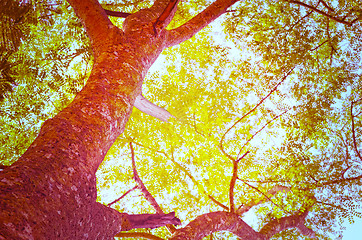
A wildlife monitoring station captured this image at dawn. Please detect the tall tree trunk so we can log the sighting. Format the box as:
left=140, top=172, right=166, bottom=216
left=0, top=0, right=176, bottom=239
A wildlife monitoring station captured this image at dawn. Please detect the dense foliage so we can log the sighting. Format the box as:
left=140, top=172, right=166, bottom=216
left=1, top=0, right=362, bottom=239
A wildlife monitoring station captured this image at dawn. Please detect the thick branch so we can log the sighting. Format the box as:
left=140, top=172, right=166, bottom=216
left=129, top=142, right=180, bottom=232
left=115, top=232, right=165, bottom=240
left=166, top=0, right=239, bottom=47
left=115, top=232, right=164, bottom=240
left=154, top=0, right=181, bottom=33
left=66, top=0, right=119, bottom=56
left=130, top=142, right=163, bottom=213
left=170, top=211, right=266, bottom=240
left=104, top=9, right=131, bottom=18
left=126, top=212, right=181, bottom=230
left=170, top=210, right=315, bottom=239
left=134, top=94, right=175, bottom=122
left=259, top=211, right=316, bottom=239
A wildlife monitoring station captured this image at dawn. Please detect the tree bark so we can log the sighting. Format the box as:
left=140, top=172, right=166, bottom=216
left=0, top=0, right=178, bottom=239
left=170, top=211, right=315, bottom=240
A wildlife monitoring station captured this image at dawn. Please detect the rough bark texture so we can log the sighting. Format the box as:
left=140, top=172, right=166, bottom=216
left=170, top=211, right=266, bottom=240
left=0, top=0, right=177, bottom=239
left=170, top=211, right=315, bottom=240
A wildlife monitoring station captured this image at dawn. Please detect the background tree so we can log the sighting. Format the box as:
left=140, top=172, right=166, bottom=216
left=1, top=0, right=362, bottom=239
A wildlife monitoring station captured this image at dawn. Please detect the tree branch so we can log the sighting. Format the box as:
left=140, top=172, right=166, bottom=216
left=170, top=209, right=315, bottom=239
left=240, top=180, right=290, bottom=214
left=236, top=109, right=290, bottom=159
left=309, top=40, right=328, bottom=51
left=127, top=212, right=181, bottom=230
left=208, top=195, right=229, bottom=211
left=129, top=142, right=180, bottom=232
left=134, top=94, right=175, bottom=122
left=237, top=185, right=290, bottom=215
left=165, top=0, right=239, bottom=47
left=66, top=0, right=119, bottom=56
left=107, top=186, right=137, bottom=207
left=219, top=68, right=294, bottom=162
left=170, top=211, right=266, bottom=240
left=115, top=231, right=165, bottom=240
left=320, top=0, right=334, bottom=12
left=288, top=0, right=359, bottom=26
left=351, top=100, right=362, bottom=162
left=130, top=142, right=164, bottom=213
left=104, top=9, right=131, bottom=18
left=229, top=151, right=249, bottom=213
left=259, top=211, right=316, bottom=239
left=154, top=0, right=181, bottom=34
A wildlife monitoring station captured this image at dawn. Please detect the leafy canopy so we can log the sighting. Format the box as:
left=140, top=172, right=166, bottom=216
left=1, top=0, right=362, bottom=239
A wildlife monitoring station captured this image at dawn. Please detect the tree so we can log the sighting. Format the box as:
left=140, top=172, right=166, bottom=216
left=1, top=0, right=361, bottom=239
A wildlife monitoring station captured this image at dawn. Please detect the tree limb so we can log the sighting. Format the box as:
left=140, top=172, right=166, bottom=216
left=66, top=0, right=119, bottom=56
left=129, top=142, right=180, bottom=232
left=104, top=9, right=131, bottom=18
left=130, top=142, right=164, bottom=213
left=229, top=151, right=249, bottom=213
left=259, top=210, right=316, bottom=239
left=107, top=186, right=138, bottom=207
left=170, top=210, right=315, bottom=239
left=237, top=185, right=290, bottom=215
left=154, top=0, right=181, bottom=34
left=288, top=0, right=359, bottom=26
left=219, top=68, right=294, bottom=162
left=351, top=100, right=362, bottom=162
left=127, top=212, right=181, bottom=230
left=134, top=94, right=175, bottom=122
left=170, top=211, right=266, bottom=240
left=115, top=231, right=165, bottom=240
left=165, top=0, right=239, bottom=47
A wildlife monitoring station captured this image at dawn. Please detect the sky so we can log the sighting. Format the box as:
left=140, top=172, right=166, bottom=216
left=343, top=217, right=362, bottom=239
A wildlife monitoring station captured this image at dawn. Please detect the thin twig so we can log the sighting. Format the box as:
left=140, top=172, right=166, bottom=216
left=351, top=101, right=362, bottom=162
left=309, top=40, right=328, bottom=51
left=288, top=0, right=359, bottom=26
left=107, top=186, right=137, bottom=207
left=320, top=0, right=334, bottom=12
left=219, top=68, right=295, bottom=161
left=237, top=185, right=290, bottom=215
left=208, top=195, right=229, bottom=211
left=237, top=109, right=290, bottom=158
left=239, top=180, right=291, bottom=214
